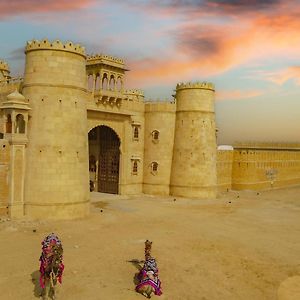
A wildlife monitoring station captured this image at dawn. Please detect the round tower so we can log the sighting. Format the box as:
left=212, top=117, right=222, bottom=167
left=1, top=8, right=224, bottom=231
left=170, top=82, right=217, bottom=199
left=22, top=39, right=89, bottom=219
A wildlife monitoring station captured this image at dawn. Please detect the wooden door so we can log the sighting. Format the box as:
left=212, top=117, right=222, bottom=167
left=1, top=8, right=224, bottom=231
left=98, top=126, right=120, bottom=194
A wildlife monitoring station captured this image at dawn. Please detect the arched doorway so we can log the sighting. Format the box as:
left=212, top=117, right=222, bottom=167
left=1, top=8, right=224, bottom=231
left=88, top=125, right=120, bottom=194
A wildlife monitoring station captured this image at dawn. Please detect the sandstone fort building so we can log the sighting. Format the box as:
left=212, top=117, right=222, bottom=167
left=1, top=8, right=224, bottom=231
left=0, top=39, right=299, bottom=219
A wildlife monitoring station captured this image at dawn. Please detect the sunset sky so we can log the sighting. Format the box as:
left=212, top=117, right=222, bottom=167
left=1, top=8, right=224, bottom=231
left=0, top=0, right=299, bottom=144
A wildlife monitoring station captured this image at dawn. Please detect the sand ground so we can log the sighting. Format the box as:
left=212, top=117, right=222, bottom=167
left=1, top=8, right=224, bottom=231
left=0, top=186, right=300, bottom=300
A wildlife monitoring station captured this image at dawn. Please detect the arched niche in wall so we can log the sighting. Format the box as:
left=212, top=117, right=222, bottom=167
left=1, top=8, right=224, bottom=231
left=116, top=76, right=122, bottom=92
left=102, top=73, right=108, bottom=90
left=87, top=74, right=94, bottom=92
left=151, top=161, right=158, bottom=174
left=6, top=114, right=12, bottom=133
left=109, top=75, right=115, bottom=90
left=151, top=130, right=160, bottom=143
left=15, top=114, right=25, bottom=133
left=95, top=73, right=101, bottom=91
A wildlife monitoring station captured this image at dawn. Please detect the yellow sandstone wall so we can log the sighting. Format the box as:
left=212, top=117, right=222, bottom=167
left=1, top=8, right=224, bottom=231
left=170, top=82, right=217, bottom=199
left=22, top=40, right=89, bottom=219
left=0, top=139, right=9, bottom=216
left=217, top=150, right=233, bottom=191
left=143, top=101, right=176, bottom=195
left=123, top=91, right=145, bottom=194
left=232, top=144, right=300, bottom=190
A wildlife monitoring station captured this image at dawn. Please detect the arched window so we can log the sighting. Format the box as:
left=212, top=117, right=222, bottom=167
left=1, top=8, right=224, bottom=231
left=6, top=114, right=12, bottom=133
left=132, top=161, right=138, bottom=175
left=109, top=75, right=115, bottom=90
left=16, top=114, right=25, bottom=133
left=152, top=130, right=159, bottom=142
left=133, top=126, right=139, bottom=140
left=102, top=74, right=108, bottom=90
left=87, top=74, right=94, bottom=92
left=95, top=74, right=101, bottom=91
left=151, top=162, right=158, bottom=173
left=116, top=76, right=122, bottom=92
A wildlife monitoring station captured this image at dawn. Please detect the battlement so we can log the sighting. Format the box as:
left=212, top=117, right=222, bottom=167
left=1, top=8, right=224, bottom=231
left=145, top=99, right=175, bottom=104
left=0, top=60, right=9, bottom=72
left=25, top=39, right=86, bottom=57
left=234, top=142, right=300, bottom=151
left=124, top=89, right=144, bottom=97
left=86, top=53, right=127, bottom=70
left=87, top=54, right=124, bottom=65
left=176, top=81, right=215, bottom=91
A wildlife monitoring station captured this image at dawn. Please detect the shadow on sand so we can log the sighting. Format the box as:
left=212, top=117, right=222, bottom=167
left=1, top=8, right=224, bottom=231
left=128, top=258, right=144, bottom=285
left=31, top=270, right=42, bottom=298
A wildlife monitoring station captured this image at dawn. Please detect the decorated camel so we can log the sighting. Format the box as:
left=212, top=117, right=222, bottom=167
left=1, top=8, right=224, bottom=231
left=39, top=233, right=64, bottom=300
left=136, top=240, right=162, bottom=298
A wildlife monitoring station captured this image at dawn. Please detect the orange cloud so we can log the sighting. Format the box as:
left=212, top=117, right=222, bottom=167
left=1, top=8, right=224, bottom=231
left=0, top=0, right=94, bottom=19
left=258, top=67, right=300, bottom=85
left=216, top=89, right=264, bottom=101
left=126, top=2, right=300, bottom=88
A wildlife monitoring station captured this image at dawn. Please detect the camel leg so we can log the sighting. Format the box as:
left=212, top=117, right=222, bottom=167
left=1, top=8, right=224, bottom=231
left=42, top=280, right=50, bottom=300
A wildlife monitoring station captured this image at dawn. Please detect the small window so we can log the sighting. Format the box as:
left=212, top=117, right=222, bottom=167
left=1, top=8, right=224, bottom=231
left=151, top=130, right=159, bottom=143
left=151, top=162, right=158, bottom=173
left=132, top=161, right=138, bottom=175
left=133, top=126, right=139, bottom=140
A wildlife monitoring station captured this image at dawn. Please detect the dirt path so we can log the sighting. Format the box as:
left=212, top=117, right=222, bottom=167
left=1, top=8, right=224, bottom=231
left=0, top=187, right=300, bottom=299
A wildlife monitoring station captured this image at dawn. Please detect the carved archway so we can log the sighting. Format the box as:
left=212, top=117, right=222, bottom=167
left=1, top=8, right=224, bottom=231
left=88, top=125, right=120, bottom=194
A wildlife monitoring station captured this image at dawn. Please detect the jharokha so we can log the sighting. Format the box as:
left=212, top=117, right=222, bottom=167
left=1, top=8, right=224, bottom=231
left=0, top=39, right=300, bottom=219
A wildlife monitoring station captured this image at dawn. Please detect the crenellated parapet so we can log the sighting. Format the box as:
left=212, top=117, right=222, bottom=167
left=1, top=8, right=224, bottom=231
left=87, top=54, right=125, bottom=66
left=145, top=98, right=175, bottom=104
left=234, top=142, right=300, bottom=151
left=123, top=89, right=144, bottom=110
left=25, top=39, right=86, bottom=57
left=0, top=60, right=9, bottom=72
left=86, top=54, right=128, bottom=72
left=176, top=81, right=215, bottom=91
left=124, top=89, right=144, bottom=97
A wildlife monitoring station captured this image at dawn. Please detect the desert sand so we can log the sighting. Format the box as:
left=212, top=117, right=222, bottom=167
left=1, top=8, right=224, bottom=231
left=0, top=186, right=300, bottom=300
